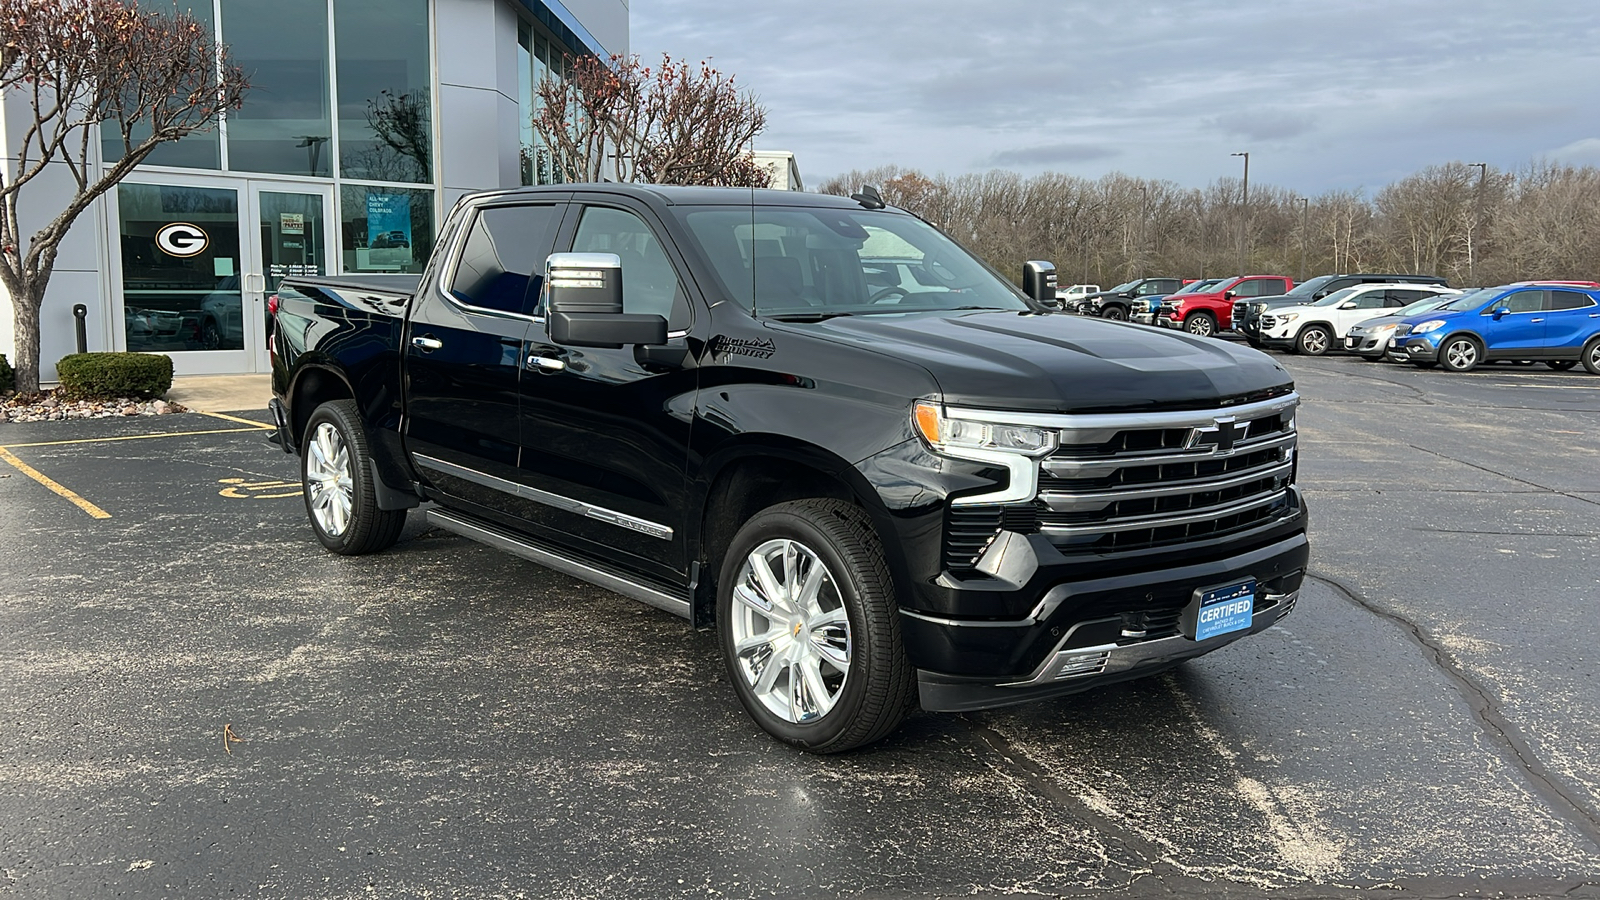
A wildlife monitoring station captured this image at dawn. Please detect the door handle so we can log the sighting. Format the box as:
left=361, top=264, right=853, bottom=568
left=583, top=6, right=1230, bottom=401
left=412, top=335, right=443, bottom=352
left=527, top=353, right=566, bottom=372
left=1531, top=318, right=1544, bottom=323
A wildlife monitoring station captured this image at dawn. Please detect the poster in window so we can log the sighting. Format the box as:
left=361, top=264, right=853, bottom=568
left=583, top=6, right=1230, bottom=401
left=366, top=193, right=413, bottom=268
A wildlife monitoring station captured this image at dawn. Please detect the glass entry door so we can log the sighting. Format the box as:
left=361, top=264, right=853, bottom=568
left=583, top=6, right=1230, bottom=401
left=248, top=185, right=333, bottom=370
left=112, top=177, right=333, bottom=375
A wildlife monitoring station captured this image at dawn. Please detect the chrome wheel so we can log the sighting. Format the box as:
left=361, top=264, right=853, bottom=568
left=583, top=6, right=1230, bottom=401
left=729, top=538, right=851, bottom=724
left=1298, top=327, right=1330, bottom=355
left=1443, top=338, right=1479, bottom=371
left=1185, top=315, right=1215, bottom=337
left=305, top=422, right=354, bottom=536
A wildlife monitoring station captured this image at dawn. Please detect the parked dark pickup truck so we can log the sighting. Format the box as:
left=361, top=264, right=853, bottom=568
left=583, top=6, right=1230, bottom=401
left=267, top=184, right=1308, bottom=752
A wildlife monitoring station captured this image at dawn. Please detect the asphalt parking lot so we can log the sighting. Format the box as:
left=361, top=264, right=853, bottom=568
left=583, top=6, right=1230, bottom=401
left=2, top=356, right=1598, bottom=899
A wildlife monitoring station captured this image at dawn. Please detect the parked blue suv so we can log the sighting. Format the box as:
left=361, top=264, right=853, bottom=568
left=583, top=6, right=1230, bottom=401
left=1387, top=282, right=1600, bottom=373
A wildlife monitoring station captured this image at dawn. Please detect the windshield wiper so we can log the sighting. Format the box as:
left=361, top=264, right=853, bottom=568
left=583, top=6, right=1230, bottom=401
left=764, top=311, right=855, bottom=322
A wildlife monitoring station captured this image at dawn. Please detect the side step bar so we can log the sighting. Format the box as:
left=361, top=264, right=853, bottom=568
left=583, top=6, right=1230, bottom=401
left=425, top=507, right=692, bottom=620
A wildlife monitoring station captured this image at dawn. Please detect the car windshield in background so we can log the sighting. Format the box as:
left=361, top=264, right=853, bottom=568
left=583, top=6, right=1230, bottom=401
left=675, top=207, right=1030, bottom=318
left=1394, top=296, right=1452, bottom=317
left=1286, top=275, right=1334, bottom=297
left=1433, top=288, right=1497, bottom=311
left=1312, top=287, right=1361, bottom=307
left=1177, top=279, right=1221, bottom=294
left=1107, top=280, right=1137, bottom=292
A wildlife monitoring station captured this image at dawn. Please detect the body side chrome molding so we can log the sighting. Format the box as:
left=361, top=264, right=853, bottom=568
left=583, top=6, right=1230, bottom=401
left=426, top=508, right=691, bottom=619
left=413, top=453, right=674, bottom=541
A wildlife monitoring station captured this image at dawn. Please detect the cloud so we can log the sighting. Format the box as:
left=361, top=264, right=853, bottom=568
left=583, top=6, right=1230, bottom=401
left=1548, top=138, right=1600, bottom=165
left=982, top=144, right=1120, bottom=167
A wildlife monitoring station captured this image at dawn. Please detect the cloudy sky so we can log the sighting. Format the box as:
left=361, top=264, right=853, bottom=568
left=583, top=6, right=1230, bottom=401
left=631, top=0, right=1600, bottom=194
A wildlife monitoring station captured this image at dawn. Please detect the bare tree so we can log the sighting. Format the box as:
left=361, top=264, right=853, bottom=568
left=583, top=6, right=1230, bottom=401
left=532, top=54, right=770, bottom=188
left=0, top=0, right=247, bottom=392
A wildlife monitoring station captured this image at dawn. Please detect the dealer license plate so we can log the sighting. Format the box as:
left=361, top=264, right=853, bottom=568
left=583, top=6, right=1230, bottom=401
left=1193, top=579, right=1255, bottom=641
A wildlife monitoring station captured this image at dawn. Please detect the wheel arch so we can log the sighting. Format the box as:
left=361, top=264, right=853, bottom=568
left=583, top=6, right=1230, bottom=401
left=286, top=364, right=356, bottom=451
left=691, top=437, right=905, bottom=630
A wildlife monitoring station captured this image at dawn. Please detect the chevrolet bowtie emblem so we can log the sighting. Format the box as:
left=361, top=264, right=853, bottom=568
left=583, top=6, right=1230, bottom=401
left=1190, top=416, right=1246, bottom=455
left=793, top=622, right=803, bottom=637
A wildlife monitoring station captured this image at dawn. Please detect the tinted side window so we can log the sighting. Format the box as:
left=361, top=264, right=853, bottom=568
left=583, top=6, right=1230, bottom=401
left=571, top=207, right=690, bottom=327
left=1260, top=278, right=1288, bottom=295
left=1353, top=290, right=1387, bottom=309
left=448, top=205, right=561, bottom=315
left=1317, top=278, right=1355, bottom=298
left=1549, top=290, right=1597, bottom=311
left=1491, top=290, right=1544, bottom=314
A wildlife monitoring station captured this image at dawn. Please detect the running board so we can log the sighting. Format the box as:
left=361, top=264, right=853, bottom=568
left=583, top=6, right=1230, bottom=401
left=425, top=507, right=692, bottom=619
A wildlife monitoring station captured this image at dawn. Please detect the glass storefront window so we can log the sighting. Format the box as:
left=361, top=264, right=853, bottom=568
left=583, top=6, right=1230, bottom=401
left=221, top=0, right=332, bottom=176
left=118, top=184, right=243, bottom=351
left=103, top=1, right=220, bottom=170
left=340, top=185, right=433, bottom=275
left=333, top=0, right=432, bottom=183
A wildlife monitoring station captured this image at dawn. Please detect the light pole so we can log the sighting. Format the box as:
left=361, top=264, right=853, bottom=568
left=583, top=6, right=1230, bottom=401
left=1468, top=162, right=1488, bottom=284
left=1139, top=184, right=1149, bottom=266
left=1297, top=196, right=1309, bottom=283
left=1231, top=151, right=1249, bottom=276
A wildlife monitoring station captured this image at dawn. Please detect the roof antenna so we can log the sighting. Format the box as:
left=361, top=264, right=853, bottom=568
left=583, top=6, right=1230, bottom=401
left=850, top=185, right=885, bottom=210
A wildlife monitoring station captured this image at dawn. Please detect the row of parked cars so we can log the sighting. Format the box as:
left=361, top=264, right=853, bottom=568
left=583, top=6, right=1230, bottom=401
left=1061, top=274, right=1600, bottom=373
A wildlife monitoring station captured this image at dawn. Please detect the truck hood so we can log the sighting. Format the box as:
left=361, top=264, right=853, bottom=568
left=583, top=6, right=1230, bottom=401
left=779, top=310, right=1294, bottom=413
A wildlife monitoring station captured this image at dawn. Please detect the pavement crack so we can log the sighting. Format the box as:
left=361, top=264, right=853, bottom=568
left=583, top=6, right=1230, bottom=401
left=1405, top=443, right=1600, bottom=508
left=959, top=717, right=1188, bottom=887
left=1308, top=569, right=1600, bottom=851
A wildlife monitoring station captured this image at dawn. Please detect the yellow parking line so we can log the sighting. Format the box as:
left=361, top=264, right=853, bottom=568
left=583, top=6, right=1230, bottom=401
left=0, top=446, right=112, bottom=519
left=195, top=410, right=274, bottom=429
left=0, top=427, right=265, bottom=449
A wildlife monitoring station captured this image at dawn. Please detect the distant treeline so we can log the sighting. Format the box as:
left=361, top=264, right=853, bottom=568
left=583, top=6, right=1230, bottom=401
left=817, top=161, right=1600, bottom=288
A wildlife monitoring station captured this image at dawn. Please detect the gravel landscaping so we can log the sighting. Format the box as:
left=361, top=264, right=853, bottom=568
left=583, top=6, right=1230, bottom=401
left=0, top=391, right=187, bottom=423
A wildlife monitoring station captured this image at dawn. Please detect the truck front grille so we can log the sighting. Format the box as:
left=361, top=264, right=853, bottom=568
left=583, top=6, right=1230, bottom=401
left=1233, top=301, right=1248, bottom=323
left=1034, top=396, right=1299, bottom=556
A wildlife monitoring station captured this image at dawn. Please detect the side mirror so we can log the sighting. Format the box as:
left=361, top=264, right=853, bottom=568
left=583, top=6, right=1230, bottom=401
left=1491, top=307, right=1510, bottom=320
left=1022, top=260, right=1058, bottom=307
left=544, top=252, right=667, bottom=348
left=1224, top=290, right=1237, bottom=300
left=1339, top=300, right=1359, bottom=309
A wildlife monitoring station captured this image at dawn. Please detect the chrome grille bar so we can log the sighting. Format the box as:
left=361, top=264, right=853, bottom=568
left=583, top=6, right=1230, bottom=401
left=1039, top=460, right=1293, bottom=512
left=1041, top=432, right=1294, bottom=479
left=1039, top=490, right=1289, bottom=537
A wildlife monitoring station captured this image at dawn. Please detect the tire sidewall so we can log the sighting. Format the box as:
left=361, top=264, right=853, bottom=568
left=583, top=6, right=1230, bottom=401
left=1185, top=312, right=1215, bottom=336
left=1296, top=325, right=1330, bottom=356
left=717, top=507, right=878, bottom=750
left=1102, top=305, right=1127, bottom=321
left=1583, top=338, right=1600, bottom=375
left=1439, top=335, right=1481, bottom=372
left=301, top=403, right=368, bottom=553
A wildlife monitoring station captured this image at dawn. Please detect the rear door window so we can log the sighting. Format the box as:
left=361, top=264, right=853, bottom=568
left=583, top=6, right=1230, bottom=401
left=448, top=204, right=564, bottom=315
left=1549, top=290, right=1596, bottom=310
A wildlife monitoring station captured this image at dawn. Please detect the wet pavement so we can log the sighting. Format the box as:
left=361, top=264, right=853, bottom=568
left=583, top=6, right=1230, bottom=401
left=1, top=359, right=1598, bottom=899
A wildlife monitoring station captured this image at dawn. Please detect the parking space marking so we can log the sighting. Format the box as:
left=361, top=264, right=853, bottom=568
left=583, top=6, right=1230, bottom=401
left=0, top=446, right=112, bottom=519
left=0, top=426, right=268, bottom=450
left=218, top=477, right=302, bottom=499
left=195, top=411, right=275, bottom=429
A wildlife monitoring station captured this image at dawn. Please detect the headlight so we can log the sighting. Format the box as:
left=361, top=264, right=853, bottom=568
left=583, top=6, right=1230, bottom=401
left=1275, top=313, right=1299, bottom=324
left=913, top=402, right=1058, bottom=457
left=1369, top=323, right=1397, bottom=335
left=1090, top=298, right=1104, bottom=306
left=1412, top=320, right=1445, bottom=334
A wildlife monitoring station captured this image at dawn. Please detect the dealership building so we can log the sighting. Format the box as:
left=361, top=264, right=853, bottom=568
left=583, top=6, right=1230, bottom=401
left=0, top=0, right=628, bottom=381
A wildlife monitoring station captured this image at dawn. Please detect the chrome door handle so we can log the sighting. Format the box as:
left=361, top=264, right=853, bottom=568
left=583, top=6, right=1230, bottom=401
left=411, top=335, right=443, bottom=351
left=527, top=354, right=566, bottom=372
left=1531, top=318, right=1544, bottom=323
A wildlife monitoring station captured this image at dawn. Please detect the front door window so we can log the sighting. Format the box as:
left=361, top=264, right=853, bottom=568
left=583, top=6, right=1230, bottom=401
left=118, top=183, right=243, bottom=352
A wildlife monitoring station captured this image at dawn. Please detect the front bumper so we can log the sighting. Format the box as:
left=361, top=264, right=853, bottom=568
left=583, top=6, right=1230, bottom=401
left=1345, top=331, right=1394, bottom=355
left=907, top=526, right=1309, bottom=712
left=1387, top=334, right=1441, bottom=362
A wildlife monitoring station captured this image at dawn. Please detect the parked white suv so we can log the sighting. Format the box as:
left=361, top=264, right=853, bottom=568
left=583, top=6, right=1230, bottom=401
left=1257, top=284, right=1459, bottom=355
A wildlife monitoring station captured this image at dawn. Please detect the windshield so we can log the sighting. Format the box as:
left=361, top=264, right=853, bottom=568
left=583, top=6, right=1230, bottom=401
left=1286, top=275, right=1334, bottom=297
left=1432, top=288, right=1497, bottom=312
left=1107, top=280, right=1136, bottom=293
left=674, top=206, right=1030, bottom=317
left=1311, top=287, right=1361, bottom=307
left=1175, top=279, right=1220, bottom=295
left=1393, top=295, right=1452, bottom=317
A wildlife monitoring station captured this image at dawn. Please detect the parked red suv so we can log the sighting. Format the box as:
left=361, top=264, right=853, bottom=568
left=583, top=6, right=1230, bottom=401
left=1156, top=275, right=1294, bottom=336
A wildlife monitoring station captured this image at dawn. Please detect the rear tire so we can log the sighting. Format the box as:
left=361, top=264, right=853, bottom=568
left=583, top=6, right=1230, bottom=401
left=301, top=400, right=407, bottom=555
left=1439, top=335, right=1482, bottom=372
left=717, top=499, right=914, bottom=753
left=1295, top=324, right=1333, bottom=356
left=1583, top=337, right=1600, bottom=375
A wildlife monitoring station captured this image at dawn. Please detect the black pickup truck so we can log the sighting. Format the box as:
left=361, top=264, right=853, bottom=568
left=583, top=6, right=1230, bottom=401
left=267, top=184, right=1308, bottom=752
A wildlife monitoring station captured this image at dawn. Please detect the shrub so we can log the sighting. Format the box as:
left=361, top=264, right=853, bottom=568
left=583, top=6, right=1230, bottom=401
left=55, top=352, right=173, bottom=400
left=0, top=352, right=13, bottom=393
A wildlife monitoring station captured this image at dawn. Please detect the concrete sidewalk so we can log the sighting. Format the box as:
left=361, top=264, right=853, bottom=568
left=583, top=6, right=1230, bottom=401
left=164, top=374, right=271, bottom=414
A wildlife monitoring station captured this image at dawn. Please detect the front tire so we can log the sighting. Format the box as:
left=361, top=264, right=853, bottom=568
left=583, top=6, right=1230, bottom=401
left=301, top=400, right=406, bottom=555
left=1184, top=312, right=1217, bottom=337
left=1295, top=324, right=1333, bottom=356
left=717, top=499, right=914, bottom=753
left=1439, top=335, right=1482, bottom=372
left=1101, top=305, right=1128, bottom=321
